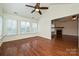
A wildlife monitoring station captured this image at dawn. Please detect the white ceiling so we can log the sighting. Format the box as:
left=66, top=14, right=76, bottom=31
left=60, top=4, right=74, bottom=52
left=0, top=3, right=51, bottom=19
left=0, top=3, right=73, bottom=20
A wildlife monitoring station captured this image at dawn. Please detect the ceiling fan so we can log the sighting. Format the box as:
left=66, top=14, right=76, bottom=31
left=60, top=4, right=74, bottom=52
left=25, top=3, right=48, bottom=15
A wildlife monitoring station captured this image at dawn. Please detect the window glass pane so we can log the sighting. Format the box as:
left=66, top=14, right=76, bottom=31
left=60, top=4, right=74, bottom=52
left=7, top=19, right=17, bottom=35
left=20, top=21, right=30, bottom=34
left=51, top=24, right=55, bottom=32
left=0, top=16, right=2, bottom=36
left=26, top=22, right=30, bottom=32
left=20, top=21, right=26, bottom=34
left=32, top=23, right=38, bottom=33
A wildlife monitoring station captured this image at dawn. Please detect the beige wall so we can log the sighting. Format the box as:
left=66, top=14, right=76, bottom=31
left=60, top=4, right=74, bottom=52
left=55, top=21, right=63, bottom=27
left=55, top=20, right=77, bottom=36
left=63, top=20, right=77, bottom=36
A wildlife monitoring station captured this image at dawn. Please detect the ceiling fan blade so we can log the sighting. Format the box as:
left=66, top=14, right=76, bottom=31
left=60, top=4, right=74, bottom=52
left=40, top=7, right=48, bottom=9
left=31, top=10, right=35, bottom=13
left=25, top=5, right=35, bottom=8
left=38, top=10, right=42, bottom=15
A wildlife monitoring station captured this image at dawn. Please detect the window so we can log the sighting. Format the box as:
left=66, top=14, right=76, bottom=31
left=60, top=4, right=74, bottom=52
left=0, top=16, right=2, bottom=37
left=20, top=21, right=30, bottom=34
left=20, top=21, right=26, bottom=34
left=0, top=16, right=38, bottom=37
left=32, top=23, right=38, bottom=33
left=7, top=19, right=17, bottom=35
left=51, top=24, right=55, bottom=32
left=26, top=22, right=30, bottom=32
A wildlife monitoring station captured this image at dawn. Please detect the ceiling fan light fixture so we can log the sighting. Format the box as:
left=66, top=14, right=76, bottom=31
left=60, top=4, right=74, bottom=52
left=25, top=3, right=48, bottom=15
left=35, top=9, right=39, bottom=11
left=72, top=15, right=78, bottom=21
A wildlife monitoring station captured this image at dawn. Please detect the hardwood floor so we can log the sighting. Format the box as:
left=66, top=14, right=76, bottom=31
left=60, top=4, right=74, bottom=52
left=0, top=36, right=78, bottom=56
